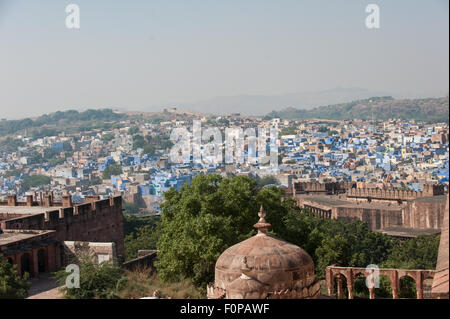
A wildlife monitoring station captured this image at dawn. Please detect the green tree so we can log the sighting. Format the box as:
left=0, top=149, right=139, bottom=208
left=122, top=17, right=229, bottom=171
left=328, top=130, right=339, bottom=136
left=22, top=175, right=51, bottom=190
left=256, top=175, right=278, bottom=188
left=318, top=126, right=328, bottom=133
left=123, top=202, right=141, bottom=215
left=125, top=225, right=161, bottom=261
left=280, top=127, right=297, bottom=136
left=88, top=177, right=103, bottom=186
left=128, top=126, right=140, bottom=135
left=0, top=255, right=31, bottom=299
left=156, top=174, right=291, bottom=288
left=55, top=253, right=125, bottom=299
left=315, top=235, right=349, bottom=277
left=132, top=135, right=146, bottom=150
left=280, top=208, right=393, bottom=278
left=49, top=157, right=65, bottom=167
left=380, top=235, right=440, bottom=270
left=27, top=151, right=44, bottom=165
left=142, top=144, right=156, bottom=157
left=101, top=132, right=115, bottom=142
left=123, top=214, right=161, bottom=237
left=0, top=137, right=25, bottom=152
left=102, top=164, right=122, bottom=180
left=2, top=169, right=21, bottom=178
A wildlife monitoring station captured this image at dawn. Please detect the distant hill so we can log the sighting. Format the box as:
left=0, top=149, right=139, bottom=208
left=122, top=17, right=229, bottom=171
left=0, top=109, right=126, bottom=137
left=265, top=96, right=449, bottom=123
left=181, top=87, right=392, bottom=116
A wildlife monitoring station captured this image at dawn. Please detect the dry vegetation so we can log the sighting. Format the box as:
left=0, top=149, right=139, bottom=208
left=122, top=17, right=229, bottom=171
left=116, top=266, right=205, bottom=299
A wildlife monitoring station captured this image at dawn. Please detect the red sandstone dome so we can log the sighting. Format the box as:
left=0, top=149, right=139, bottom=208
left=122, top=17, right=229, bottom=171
left=207, top=206, right=320, bottom=299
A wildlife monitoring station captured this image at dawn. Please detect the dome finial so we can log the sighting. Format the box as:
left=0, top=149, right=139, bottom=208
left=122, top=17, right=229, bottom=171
left=254, top=205, right=271, bottom=235
left=258, top=205, right=266, bottom=219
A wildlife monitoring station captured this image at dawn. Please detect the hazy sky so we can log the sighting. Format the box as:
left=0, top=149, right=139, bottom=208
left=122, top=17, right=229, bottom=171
left=0, top=0, right=448, bottom=119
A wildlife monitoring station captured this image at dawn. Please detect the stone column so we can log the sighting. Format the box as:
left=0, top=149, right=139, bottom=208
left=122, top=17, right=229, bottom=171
left=16, top=253, right=22, bottom=277
left=347, top=269, right=354, bottom=299
left=392, top=271, right=399, bottom=299
left=337, top=275, right=344, bottom=299
left=47, top=245, right=56, bottom=272
left=32, top=249, right=39, bottom=277
left=416, top=273, right=423, bottom=299
left=369, top=287, right=375, bottom=299
left=44, top=194, right=52, bottom=207
left=55, top=244, right=61, bottom=270
left=62, top=195, right=73, bottom=208
left=326, top=268, right=334, bottom=296
left=8, top=194, right=17, bottom=206
left=347, top=281, right=354, bottom=299
left=26, top=195, right=33, bottom=207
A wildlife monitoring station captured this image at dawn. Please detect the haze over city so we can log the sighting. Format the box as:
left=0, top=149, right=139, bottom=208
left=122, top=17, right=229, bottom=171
left=0, top=0, right=448, bottom=119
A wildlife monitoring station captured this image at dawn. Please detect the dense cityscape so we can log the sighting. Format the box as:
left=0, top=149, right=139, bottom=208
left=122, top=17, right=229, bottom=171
left=1, top=108, right=448, bottom=214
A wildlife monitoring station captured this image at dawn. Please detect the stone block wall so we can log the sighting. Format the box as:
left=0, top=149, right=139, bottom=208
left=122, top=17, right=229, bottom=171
left=1, top=196, right=125, bottom=262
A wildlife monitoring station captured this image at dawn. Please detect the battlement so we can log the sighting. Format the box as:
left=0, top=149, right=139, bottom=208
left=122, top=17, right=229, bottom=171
left=346, top=184, right=445, bottom=201
left=0, top=195, right=125, bottom=261
left=293, top=182, right=355, bottom=195
left=0, top=192, right=83, bottom=208
left=1, top=196, right=122, bottom=229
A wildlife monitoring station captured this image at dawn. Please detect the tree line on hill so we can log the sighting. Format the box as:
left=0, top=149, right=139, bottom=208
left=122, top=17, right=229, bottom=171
left=265, top=96, right=449, bottom=124
left=0, top=109, right=126, bottom=137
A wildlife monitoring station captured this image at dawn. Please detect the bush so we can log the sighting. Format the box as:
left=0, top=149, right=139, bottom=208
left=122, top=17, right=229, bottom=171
left=116, top=268, right=204, bottom=299
left=55, top=253, right=125, bottom=299
left=0, top=255, right=31, bottom=299
left=101, top=132, right=115, bottom=142
left=125, top=225, right=160, bottom=261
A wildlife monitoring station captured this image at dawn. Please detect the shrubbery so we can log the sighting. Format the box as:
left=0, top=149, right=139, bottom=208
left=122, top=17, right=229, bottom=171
left=55, top=253, right=125, bottom=299
left=0, top=255, right=31, bottom=299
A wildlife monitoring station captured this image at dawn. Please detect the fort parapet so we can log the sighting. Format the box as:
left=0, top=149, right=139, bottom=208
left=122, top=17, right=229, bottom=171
left=0, top=194, right=125, bottom=278
left=346, top=184, right=445, bottom=202
left=294, top=183, right=447, bottom=235
left=293, top=182, right=355, bottom=196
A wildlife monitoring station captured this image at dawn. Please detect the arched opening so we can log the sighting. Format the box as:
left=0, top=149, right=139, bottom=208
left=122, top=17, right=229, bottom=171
left=376, top=275, right=393, bottom=299
left=332, top=274, right=348, bottom=299
left=353, top=273, right=369, bottom=298
left=399, top=276, right=417, bottom=299
left=38, top=249, right=46, bottom=273
left=20, top=253, right=31, bottom=277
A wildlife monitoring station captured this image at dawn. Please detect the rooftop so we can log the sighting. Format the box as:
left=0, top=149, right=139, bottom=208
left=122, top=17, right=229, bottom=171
left=302, top=195, right=404, bottom=210
left=0, top=230, right=54, bottom=246
left=0, top=206, right=56, bottom=215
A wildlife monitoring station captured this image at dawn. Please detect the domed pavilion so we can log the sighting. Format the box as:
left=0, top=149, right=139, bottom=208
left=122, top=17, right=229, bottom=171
left=207, top=206, right=321, bottom=299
